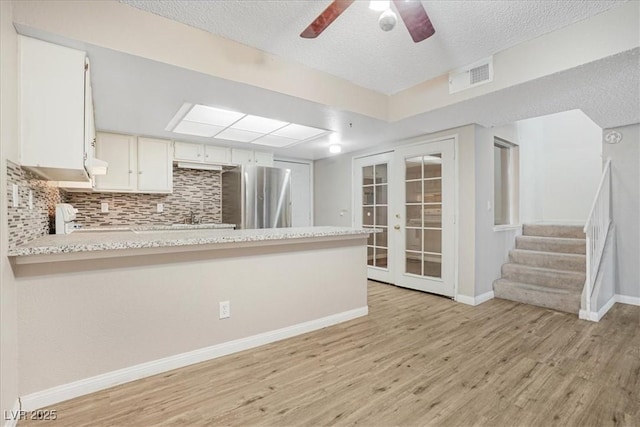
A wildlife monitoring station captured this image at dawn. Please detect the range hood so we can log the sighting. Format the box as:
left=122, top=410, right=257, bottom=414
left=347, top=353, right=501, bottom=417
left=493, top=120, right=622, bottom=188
left=176, top=162, right=222, bottom=171
left=86, top=157, right=108, bottom=176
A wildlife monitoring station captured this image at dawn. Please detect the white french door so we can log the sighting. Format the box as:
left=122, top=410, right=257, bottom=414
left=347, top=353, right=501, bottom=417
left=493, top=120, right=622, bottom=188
left=392, top=139, right=455, bottom=296
left=354, top=152, right=395, bottom=283
left=355, top=139, right=456, bottom=297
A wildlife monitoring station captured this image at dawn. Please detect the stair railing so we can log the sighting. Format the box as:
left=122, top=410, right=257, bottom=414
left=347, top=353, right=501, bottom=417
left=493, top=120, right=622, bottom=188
left=582, top=158, right=612, bottom=314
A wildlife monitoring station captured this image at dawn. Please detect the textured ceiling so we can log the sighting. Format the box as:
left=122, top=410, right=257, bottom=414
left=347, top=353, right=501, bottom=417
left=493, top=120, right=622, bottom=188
left=120, top=0, right=625, bottom=95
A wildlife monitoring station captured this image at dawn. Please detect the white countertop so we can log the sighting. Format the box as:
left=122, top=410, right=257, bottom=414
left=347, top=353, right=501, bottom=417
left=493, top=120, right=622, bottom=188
left=8, top=226, right=376, bottom=258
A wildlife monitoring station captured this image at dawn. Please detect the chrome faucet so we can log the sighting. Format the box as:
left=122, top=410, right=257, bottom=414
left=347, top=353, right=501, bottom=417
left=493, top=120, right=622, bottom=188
left=187, top=210, right=201, bottom=225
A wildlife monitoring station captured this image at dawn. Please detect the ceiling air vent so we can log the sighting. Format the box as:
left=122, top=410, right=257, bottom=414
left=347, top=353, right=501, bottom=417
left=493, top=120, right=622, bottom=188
left=449, top=56, right=493, bottom=94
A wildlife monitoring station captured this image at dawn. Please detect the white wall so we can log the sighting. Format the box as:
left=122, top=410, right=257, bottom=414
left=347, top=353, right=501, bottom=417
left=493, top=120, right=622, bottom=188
left=474, top=124, right=521, bottom=297
left=1, top=0, right=21, bottom=419
left=602, top=124, right=639, bottom=299
left=517, top=109, right=602, bottom=223
left=314, top=155, right=353, bottom=227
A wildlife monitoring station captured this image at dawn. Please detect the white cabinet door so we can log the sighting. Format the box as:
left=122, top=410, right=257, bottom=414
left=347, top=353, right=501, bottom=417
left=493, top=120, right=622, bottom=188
left=254, top=151, right=274, bottom=167
left=174, top=141, right=203, bottom=162
left=231, top=148, right=254, bottom=165
left=95, top=133, right=137, bottom=191
left=231, top=148, right=274, bottom=166
left=19, top=36, right=87, bottom=181
left=138, top=138, right=173, bottom=192
left=204, top=145, right=231, bottom=164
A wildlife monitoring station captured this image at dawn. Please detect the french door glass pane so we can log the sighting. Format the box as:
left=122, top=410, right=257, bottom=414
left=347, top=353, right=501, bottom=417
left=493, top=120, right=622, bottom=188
left=362, top=162, right=389, bottom=271
left=363, top=166, right=374, bottom=185
left=375, top=206, right=387, bottom=226
left=375, top=164, right=388, bottom=184
left=375, top=228, right=388, bottom=247
left=375, top=185, right=388, bottom=204
left=406, top=229, right=421, bottom=252
left=375, top=249, right=388, bottom=268
left=406, top=252, right=422, bottom=275
left=404, top=154, right=443, bottom=278
left=423, top=255, right=442, bottom=277
left=363, top=207, right=374, bottom=226
left=406, top=205, right=421, bottom=226
left=363, top=186, right=374, bottom=205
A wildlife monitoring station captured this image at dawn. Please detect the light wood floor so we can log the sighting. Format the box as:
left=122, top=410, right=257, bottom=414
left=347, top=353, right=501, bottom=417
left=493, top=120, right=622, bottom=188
left=20, top=281, right=640, bottom=427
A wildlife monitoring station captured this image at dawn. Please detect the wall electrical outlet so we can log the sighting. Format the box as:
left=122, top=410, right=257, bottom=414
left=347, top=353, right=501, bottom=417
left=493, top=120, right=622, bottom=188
left=157, top=203, right=164, bottom=213
left=101, top=202, right=109, bottom=213
left=28, top=190, right=33, bottom=210
left=219, top=301, right=231, bottom=319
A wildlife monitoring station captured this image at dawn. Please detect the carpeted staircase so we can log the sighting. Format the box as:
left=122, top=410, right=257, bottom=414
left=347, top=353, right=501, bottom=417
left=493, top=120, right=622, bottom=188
left=493, top=224, right=586, bottom=314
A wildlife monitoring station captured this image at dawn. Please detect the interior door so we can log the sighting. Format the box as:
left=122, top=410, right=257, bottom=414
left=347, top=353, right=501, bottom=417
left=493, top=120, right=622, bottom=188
left=392, top=139, right=455, bottom=296
left=354, top=152, right=394, bottom=283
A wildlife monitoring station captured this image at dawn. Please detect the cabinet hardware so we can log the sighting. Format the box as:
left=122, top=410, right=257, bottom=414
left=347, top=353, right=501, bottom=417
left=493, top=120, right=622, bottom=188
left=394, top=225, right=401, bottom=230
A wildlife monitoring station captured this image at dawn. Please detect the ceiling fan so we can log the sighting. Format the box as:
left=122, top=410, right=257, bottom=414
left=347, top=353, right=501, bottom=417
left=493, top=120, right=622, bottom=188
left=300, top=0, right=435, bottom=43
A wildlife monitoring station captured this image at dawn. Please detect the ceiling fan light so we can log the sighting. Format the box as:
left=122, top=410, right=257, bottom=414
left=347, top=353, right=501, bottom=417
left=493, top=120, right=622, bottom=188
left=378, top=9, right=398, bottom=32
left=369, top=0, right=390, bottom=12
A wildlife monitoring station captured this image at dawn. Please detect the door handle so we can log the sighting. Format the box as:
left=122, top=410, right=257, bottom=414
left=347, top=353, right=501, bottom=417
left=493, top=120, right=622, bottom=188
left=394, top=225, right=401, bottom=230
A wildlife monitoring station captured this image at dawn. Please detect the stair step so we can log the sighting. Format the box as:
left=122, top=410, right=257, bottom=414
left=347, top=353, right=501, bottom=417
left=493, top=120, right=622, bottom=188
left=523, top=224, right=585, bottom=239
left=501, top=263, right=585, bottom=289
left=516, top=235, right=586, bottom=255
left=509, top=249, right=585, bottom=272
left=493, top=278, right=581, bottom=314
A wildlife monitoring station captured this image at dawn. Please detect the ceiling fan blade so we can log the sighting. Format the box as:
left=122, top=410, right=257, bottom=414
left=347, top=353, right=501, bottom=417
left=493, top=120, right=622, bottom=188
left=300, top=0, right=355, bottom=39
left=392, top=0, right=435, bottom=43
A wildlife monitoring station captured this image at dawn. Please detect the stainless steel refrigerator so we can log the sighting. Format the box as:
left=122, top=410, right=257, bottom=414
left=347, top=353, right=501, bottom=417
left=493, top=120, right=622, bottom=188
left=222, top=165, right=292, bottom=229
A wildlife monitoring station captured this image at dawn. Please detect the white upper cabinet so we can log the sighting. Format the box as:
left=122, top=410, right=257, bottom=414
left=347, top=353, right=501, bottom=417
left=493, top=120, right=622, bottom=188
left=138, top=137, right=173, bottom=192
left=173, top=141, right=231, bottom=165
left=204, top=145, right=231, bottom=164
left=19, top=36, right=89, bottom=181
left=95, top=133, right=137, bottom=191
left=174, top=141, right=203, bottom=162
left=231, top=148, right=274, bottom=167
left=95, top=133, right=172, bottom=193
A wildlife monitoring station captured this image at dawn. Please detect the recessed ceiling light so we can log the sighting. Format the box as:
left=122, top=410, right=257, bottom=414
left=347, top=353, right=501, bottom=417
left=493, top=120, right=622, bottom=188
left=271, top=124, right=328, bottom=140
left=183, top=104, right=244, bottom=127
left=215, top=128, right=262, bottom=142
left=231, top=115, right=288, bottom=134
left=252, top=134, right=299, bottom=148
left=329, top=144, right=342, bottom=154
left=173, top=121, right=225, bottom=137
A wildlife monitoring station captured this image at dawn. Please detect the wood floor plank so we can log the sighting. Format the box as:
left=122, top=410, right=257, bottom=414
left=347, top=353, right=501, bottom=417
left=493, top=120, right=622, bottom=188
left=19, top=281, right=640, bottom=427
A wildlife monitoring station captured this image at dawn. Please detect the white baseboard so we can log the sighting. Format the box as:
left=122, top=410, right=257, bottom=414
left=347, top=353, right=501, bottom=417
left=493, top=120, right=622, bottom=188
left=579, top=295, right=616, bottom=322
left=616, top=294, right=640, bottom=306
left=2, top=399, right=21, bottom=427
left=579, top=294, right=638, bottom=322
left=456, top=291, right=494, bottom=306
left=20, top=306, right=368, bottom=412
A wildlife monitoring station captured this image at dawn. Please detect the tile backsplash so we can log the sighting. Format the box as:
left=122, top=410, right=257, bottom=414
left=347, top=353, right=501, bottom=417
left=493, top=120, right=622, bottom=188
left=6, top=161, right=64, bottom=247
left=6, top=163, right=223, bottom=248
left=65, top=165, right=222, bottom=227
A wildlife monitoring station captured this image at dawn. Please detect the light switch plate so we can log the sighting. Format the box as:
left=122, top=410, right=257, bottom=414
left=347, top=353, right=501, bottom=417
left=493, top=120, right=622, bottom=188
left=157, top=203, right=164, bottom=213
left=28, top=190, right=33, bottom=210
left=101, top=202, right=109, bottom=213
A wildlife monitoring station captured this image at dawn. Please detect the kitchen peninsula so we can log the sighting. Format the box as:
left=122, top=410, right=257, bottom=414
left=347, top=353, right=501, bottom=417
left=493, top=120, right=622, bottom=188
left=9, top=226, right=373, bottom=409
